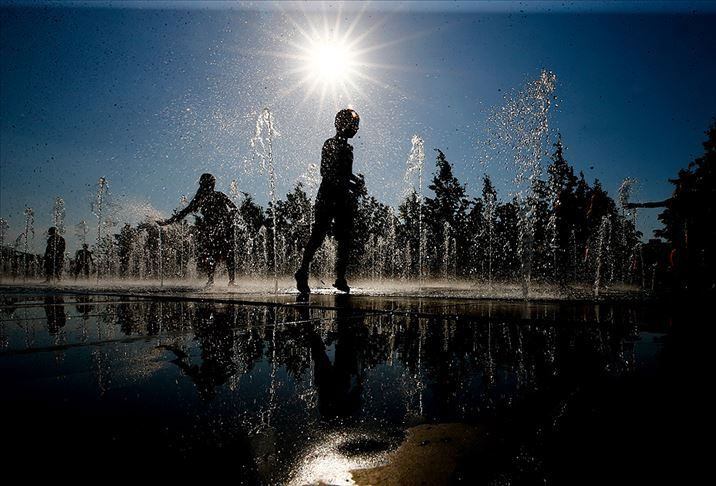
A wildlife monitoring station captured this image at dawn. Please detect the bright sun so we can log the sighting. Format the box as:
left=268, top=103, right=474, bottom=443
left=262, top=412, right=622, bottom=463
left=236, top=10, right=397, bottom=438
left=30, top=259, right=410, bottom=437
left=305, top=37, right=356, bottom=85
left=284, top=31, right=368, bottom=109
left=268, top=7, right=400, bottom=110
left=275, top=9, right=383, bottom=109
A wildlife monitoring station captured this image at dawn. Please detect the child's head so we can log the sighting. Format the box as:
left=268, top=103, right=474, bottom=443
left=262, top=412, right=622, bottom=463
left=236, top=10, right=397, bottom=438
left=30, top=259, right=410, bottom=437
left=335, top=109, right=360, bottom=138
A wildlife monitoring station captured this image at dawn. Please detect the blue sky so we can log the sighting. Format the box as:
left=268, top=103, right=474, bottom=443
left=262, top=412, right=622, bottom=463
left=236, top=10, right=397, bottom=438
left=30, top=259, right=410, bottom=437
left=1, top=1, right=715, bottom=251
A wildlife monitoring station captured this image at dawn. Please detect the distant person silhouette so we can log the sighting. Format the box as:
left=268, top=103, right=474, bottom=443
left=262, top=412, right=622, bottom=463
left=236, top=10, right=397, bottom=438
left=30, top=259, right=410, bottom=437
left=158, top=173, right=238, bottom=288
left=74, top=243, right=93, bottom=279
left=43, top=227, right=65, bottom=283
left=295, top=109, right=361, bottom=294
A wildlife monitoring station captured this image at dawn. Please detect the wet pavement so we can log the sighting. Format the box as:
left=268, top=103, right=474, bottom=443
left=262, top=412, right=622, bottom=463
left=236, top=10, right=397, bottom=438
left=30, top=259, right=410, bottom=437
left=0, top=288, right=677, bottom=484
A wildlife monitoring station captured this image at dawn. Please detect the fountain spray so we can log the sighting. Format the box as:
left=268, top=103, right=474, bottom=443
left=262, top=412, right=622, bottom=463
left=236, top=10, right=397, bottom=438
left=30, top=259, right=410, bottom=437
left=229, top=181, right=245, bottom=284
left=158, top=222, right=163, bottom=287
left=93, top=177, right=108, bottom=283
left=0, top=218, right=8, bottom=279
left=618, top=177, right=639, bottom=282
left=484, top=180, right=497, bottom=286
left=594, top=215, right=612, bottom=297
left=52, top=197, right=65, bottom=236
left=75, top=220, right=89, bottom=247
left=406, top=135, right=425, bottom=283
left=251, top=108, right=279, bottom=293
left=22, top=207, right=34, bottom=281
left=490, top=69, right=556, bottom=298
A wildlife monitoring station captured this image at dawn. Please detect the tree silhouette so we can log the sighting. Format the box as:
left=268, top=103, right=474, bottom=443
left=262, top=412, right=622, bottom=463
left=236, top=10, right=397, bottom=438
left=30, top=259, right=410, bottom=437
left=424, top=149, right=470, bottom=276
left=655, top=119, right=716, bottom=290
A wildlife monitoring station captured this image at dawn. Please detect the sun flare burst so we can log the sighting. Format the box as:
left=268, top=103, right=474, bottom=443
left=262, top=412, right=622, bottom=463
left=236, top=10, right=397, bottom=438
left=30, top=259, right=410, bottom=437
left=250, top=6, right=413, bottom=113
left=289, top=30, right=366, bottom=109
left=270, top=6, right=396, bottom=111
left=304, top=37, right=357, bottom=85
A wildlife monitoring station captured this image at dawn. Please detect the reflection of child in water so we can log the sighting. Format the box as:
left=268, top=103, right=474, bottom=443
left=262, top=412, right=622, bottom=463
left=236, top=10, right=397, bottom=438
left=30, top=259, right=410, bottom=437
left=298, top=300, right=364, bottom=418
left=161, top=306, right=237, bottom=401
left=44, top=296, right=66, bottom=334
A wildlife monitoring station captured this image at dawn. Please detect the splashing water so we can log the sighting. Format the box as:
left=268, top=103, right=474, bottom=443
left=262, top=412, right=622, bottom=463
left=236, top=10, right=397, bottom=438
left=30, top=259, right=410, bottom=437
left=594, top=215, right=612, bottom=297
left=405, top=134, right=425, bottom=194
left=258, top=225, right=269, bottom=275
left=75, top=220, right=89, bottom=246
left=0, top=218, right=7, bottom=247
left=618, top=178, right=640, bottom=282
left=387, top=208, right=398, bottom=279
left=443, top=222, right=452, bottom=279
left=405, top=135, right=426, bottom=283
left=300, top=162, right=320, bottom=229
left=93, top=177, right=109, bottom=282
left=491, top=70, right=557, bottom=188
left=158, top=222, right=164, bottom=287
left=0, top=218, right=8, bottom=277
left=483, top=178, right=497, bottom=286
left=251, top=108, right=279, bottom=293
left=52, top=197, right=65, bottom=235
left=21, top=207, right=35, bottom=280
left=229, top=180, right=241, bottom=201
left=618, top=177, right=640, bottom=233
left=489, top=69, right=557, bottom=298
left=228, top=183, right=248, bottom=281
left=179, top=195, right=189, bottom=278
left=300, top=162, right=320, bottom=195
left=618, top=177, right=638, bottom=213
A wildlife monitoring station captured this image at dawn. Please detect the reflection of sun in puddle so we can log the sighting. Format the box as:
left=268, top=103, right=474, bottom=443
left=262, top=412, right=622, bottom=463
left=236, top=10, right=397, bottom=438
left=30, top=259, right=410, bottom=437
left=288, top=431, right=391, bottom=486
